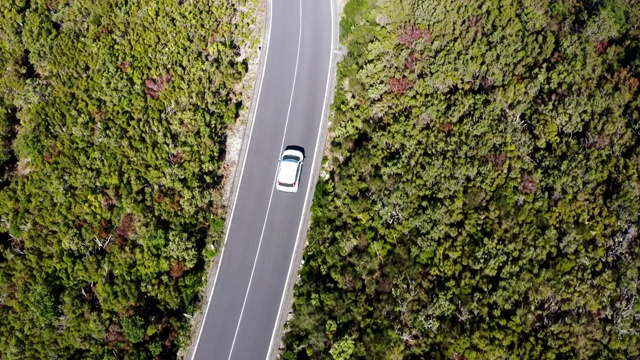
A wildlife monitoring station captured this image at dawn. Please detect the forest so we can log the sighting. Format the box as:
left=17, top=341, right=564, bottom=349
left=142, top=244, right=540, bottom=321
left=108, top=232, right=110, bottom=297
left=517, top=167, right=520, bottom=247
left=282, top=0, right=640, bottom=359
left=0, top=0, right=252, bottom=358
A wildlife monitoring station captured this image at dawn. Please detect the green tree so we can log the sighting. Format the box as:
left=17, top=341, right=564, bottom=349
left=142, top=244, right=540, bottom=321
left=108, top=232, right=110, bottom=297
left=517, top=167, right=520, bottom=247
left=282, top=0, right=640, bottom=359
left=0, top=0, right=257, bottom=357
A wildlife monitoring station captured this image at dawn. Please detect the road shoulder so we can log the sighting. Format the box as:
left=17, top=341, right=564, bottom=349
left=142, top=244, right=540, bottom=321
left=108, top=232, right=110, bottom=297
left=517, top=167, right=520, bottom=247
left=181, top=0, right=272, bottom=357
left=268, top=0, right=341, bottom=357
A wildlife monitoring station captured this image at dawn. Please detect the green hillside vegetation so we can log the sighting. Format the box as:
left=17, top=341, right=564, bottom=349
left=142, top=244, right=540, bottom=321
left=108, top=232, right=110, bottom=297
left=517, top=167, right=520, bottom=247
left=283, top=0, right=640, bottom=359
left=0, top=0, right=252, bottom=357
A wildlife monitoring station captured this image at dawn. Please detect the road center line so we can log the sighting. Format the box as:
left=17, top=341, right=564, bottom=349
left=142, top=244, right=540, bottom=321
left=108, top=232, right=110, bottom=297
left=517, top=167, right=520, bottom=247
left=190, top=0, right=275, bottom=357
left=265, top=0, right=336, bottom=358
left=226, top=1, right=303, bottom=358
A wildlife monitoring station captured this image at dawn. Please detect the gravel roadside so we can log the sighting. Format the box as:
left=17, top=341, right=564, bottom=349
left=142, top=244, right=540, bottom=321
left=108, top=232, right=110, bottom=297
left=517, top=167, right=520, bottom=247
left=180, top=0, right=269, bottom=357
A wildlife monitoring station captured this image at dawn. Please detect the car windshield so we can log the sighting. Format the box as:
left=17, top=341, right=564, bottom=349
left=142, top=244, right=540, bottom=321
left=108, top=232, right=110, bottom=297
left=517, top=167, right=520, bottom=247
left=282, top=155, right=299, bottom=162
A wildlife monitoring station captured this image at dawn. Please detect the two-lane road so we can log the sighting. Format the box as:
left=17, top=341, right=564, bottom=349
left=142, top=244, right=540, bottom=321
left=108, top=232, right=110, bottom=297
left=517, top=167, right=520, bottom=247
left=192, top=0, right=334, bottom=358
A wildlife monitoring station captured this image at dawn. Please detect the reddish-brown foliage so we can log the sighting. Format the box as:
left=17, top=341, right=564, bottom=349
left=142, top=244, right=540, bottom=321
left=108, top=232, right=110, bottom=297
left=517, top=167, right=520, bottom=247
left=168, top=193, right=181, bottom=211
left=105, top=324, right=127, bottom=343
left=94, top=111, right=106, bottom=121
left=44, top=143, right=60, bottom=163
left=521, top=174, right=538, bottom=194
left=154, top=189, right=182, bottom=210
left=481, top=77, right=494, bottom=92
left=551, top=87, right=568, bottom=102
left=114, top=213, right=135, bottom=245
left=405, top=52, right=418, bottom=71
left=390, top=77, right=414, bottom=94
left=95, top=26, right=109, bottom=40
left=612, top=67, right=640, bottom=93
left=169, top=263, right=188, bottom=279
left=163, top=330, right=177, bottom=347
left=155, top=191, right=166, bottom=204
left=145, top=73, right=172, bottom=99
left=117, top=307, right=135, bottom=317
left=98, top=219, right=112, bottom=239
left=468, top=15, right=482, bottom=30
left=118, top=62, right=131, bottom=73
left=468, top=15, right=484, bottom=36
left=2, top=283, right=17, bottom=303
left=398, top=26, right=432, bottom=46
left=589, top=135, right=610, bottom=150
left=439, top=122, right=453, bottom=134
left=596, top=40, right=609, bottom=56
left=550, top=51, right=563, bottom=63
left=169, top=151, right=184, bottom=165
left=488, top=153, right=507, bottom=170
left=453, top=353, right=468, bottom=360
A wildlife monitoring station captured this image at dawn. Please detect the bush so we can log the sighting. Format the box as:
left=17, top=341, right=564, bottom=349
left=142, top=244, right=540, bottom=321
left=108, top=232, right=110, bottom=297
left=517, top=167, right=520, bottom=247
left=282, top=0, right=640, bottom=359
left=0, top=0, right=253, bottom=357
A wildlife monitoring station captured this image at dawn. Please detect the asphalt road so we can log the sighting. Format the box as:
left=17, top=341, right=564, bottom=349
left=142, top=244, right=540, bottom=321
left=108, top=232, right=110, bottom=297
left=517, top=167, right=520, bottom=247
left=191, top=0, right=334, bottom=358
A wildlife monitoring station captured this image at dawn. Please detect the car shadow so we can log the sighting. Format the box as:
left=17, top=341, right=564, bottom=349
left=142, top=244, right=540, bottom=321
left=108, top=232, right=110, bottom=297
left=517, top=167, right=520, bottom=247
left=284, top=145, right=305, bottom=158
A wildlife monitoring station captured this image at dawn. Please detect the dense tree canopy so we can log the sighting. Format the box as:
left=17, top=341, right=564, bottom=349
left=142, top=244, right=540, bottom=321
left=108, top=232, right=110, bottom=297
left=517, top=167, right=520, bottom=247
left=0, top=0, right=251, bottom=357
left=283, top=0, right=640, bottom=359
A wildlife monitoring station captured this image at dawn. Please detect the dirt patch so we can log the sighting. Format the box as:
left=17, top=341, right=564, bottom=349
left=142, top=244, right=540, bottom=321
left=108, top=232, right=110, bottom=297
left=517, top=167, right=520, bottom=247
left=219, top=0, right=266, bottom=206
left=15, top=158, right=32, bottom=176
left=337, top=0, right=349, bottom=15
left=219, top=119, right=246, bottom=205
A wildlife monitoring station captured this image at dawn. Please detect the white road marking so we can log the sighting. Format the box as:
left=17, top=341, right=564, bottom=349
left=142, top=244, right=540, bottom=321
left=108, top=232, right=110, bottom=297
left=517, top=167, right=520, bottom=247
left=189, top=0, right=275, bottom=357
left=265, top=0, right=336, bottom=357
left=226, top=0, right=303, bottom=358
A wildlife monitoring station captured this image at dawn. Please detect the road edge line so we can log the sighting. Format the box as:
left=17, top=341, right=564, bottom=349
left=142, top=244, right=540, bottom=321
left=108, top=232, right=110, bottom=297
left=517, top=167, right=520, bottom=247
left=265, top=0, right=338, bottom=357
left=188, top=0, right=274, bottom=357
left=227, top=0, right=304, bottom=357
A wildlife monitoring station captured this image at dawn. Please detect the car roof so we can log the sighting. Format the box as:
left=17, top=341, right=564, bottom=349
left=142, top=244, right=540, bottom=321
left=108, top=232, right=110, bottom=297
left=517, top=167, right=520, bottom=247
left=278, top=154, right=300, bottom=184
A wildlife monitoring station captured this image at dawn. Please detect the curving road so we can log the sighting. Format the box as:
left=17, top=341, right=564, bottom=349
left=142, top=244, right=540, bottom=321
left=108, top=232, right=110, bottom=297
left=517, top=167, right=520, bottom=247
left=191, top=0, right=335, bottom=358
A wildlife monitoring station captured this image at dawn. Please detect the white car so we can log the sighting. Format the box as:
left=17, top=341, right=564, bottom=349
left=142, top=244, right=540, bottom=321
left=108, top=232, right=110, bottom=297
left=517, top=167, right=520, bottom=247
left=276, top=148, right=304, bottom=193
